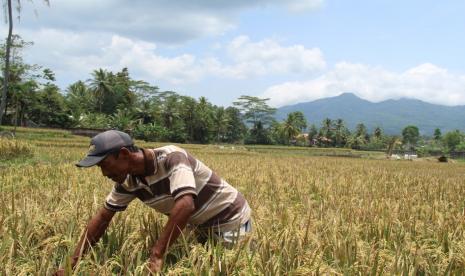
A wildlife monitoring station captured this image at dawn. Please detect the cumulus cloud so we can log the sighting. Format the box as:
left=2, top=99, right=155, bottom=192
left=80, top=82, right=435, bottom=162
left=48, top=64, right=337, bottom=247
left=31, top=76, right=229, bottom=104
left=262, top=62, right=465, bottom=107
left=17, top=0, right=324, bottom=44
left=219, top=36, right=326, bottom=78
left=21, top=29, right=205, bottom=84
left=18, top=29, right=326, bottom=85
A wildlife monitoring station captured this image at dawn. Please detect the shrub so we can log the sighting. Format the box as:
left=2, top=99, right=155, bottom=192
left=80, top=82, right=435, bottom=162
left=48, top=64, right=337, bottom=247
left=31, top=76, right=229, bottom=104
left=77, top=113, right=111, bottom=129
left=133, top=123, right=170, bottom=142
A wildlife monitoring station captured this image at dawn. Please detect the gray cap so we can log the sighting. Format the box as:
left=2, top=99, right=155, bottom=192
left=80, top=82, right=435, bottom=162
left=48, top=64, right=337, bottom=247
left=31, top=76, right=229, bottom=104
left=76, top=130, right=134, bottom=167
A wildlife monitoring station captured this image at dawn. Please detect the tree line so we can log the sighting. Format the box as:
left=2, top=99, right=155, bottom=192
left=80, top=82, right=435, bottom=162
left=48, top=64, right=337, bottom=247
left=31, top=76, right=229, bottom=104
left=1, top=35, right=465, bottom=154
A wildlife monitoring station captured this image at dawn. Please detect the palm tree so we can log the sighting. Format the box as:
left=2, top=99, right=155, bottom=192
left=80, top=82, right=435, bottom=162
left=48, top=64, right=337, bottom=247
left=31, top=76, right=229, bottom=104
left=319, top=118, right=333, bottom=145
left=66, top=81, right=93, bottom=116
left=193, top=97, right=213, bottom=143
left=179, top=96, right=197, bottom=142
left=213, top=107, right=228, bottom=142
left=160, top=93, right=181, bottom=129
left=88, top=69, right=113, bottom=113
left=282, top=114, right=302, bottom=144
left=282, top=121, right=300, bottom=144
left=334, top=118, right=348, bottom=147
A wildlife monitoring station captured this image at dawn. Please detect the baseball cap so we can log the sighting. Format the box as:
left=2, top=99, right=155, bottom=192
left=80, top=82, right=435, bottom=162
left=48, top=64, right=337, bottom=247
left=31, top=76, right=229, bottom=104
left=76, top=130, right=134, bottom=167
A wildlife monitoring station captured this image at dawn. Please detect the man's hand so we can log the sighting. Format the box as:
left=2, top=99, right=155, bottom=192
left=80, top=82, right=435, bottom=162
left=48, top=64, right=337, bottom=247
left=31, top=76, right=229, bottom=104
left=148, top=194, right=195, bottom=272
left=147, top=255, right=164, bottom=274
left=55, top=208, right=115, bottom=274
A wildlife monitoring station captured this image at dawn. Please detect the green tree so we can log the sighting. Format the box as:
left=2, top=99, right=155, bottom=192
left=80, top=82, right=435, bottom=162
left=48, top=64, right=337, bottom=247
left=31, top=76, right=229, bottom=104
left=233, top=95, right=276, bottom=127
left=28, top=84, right=72, bottom=127
left=317, top=118, right=331, bottom=145
left=224, top=106, right=246, bottom=143
left=212, top=106, right=228, bottom=142
left=286, top=111, right=307, bottom=132
left=334, top=119, right=350, bottom=147
left=158, top=91, right=181, bottom=130
left=269, top=120, right=285, bottom=144
left=308, top=124, right=318, bottom=146
left=373, top=126, right=383, bottom=139
left=66, top=81, right=93, bottom=120
left=179, top=96, right=197, bottom=142
left=443, top=130, right=463, bottom=152
left=355, top=123, right=368, bottom=141
left=0, top=35, right=54, bottom=127
left=281, top=120, right=299, bottom=145
left=245, top=121, right=271, bottom=145
left=348, top=123, right=369, bottom=149
left=362, top=126, right=386, bottom=150
left=281, top=111, right=307, bottom=144
left=433, top=128, right=442, bottom=141
left=347, top=135, right=367, bottom=149
left=1, top=0, right=49, bottom=124
left=0, top=0, right=14, bottom=124
left=135, top=99, right=157, bottom=125
left=193, top=97, right=213, bottom=143
left=88, top=69, right=114, bottom=113
left=402, top=125, right=420, bottom=148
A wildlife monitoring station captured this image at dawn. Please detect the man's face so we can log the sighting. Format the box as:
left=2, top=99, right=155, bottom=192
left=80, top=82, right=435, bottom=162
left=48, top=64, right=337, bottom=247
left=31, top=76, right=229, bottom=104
left=97, top=150, right=130, bottom=183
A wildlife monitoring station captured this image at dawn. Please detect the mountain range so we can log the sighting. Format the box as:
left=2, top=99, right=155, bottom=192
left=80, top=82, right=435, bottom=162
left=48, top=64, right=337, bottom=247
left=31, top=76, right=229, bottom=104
left=275, top=93, right=465, bottom=135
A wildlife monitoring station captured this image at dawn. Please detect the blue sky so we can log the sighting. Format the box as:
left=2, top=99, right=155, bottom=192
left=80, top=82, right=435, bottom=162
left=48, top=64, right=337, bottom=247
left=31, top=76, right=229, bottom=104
left=2, top=0, right=465, bottom=107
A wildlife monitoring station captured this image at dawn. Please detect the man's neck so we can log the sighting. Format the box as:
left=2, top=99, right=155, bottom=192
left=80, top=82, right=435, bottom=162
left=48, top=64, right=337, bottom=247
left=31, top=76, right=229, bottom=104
left=129, top=150, right=146, bottom=176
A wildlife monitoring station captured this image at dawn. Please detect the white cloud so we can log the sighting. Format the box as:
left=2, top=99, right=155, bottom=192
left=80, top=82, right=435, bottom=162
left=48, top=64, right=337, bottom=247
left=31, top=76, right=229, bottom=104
left=19, top=29, right=204, bottom=85
left=16, top=0, right=324, bottom=44
left=262, top=62, right=465, bottom=107
left=19, top=30, right=326, bottom=86
left=286, top=0, right=325, bottom=12
left=215, top=36, right=326, bottom=78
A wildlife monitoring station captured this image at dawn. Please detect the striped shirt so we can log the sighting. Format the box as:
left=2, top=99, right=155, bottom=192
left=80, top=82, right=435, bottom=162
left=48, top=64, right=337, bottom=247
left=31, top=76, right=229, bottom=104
left=104, top=145, right=251, bottom=231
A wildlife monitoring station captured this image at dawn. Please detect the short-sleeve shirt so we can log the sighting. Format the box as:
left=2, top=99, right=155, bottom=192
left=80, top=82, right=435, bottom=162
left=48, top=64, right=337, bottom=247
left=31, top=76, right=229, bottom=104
left=104, top=145, right=251, bottom=231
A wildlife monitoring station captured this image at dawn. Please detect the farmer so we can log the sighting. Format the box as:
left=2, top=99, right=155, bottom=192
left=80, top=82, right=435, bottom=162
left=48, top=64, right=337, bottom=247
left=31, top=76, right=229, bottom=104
left=56, top=130, right=252, bottom=274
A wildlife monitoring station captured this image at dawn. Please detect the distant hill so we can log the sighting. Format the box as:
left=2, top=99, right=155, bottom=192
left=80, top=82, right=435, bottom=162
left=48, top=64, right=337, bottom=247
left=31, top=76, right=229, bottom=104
left=275, top=93, right=465, bottom=135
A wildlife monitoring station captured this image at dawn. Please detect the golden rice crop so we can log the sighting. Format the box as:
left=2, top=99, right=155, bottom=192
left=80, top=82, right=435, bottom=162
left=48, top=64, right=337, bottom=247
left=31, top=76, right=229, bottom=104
left=0, top=137, right=34, bottom=160
left=1, top=128, right=464, bottom=275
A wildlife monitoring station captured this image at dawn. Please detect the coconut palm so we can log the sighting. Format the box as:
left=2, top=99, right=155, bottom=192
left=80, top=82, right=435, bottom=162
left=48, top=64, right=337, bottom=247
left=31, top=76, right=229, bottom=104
left=334, top=118, right=349, bottom=147
left=212, top=107, right=228, bottom=142
left=88, top=69, right=114, bottom=113
left=282, top=114, right=302, bottom=144
left=66, top=81, right=94, bottom=117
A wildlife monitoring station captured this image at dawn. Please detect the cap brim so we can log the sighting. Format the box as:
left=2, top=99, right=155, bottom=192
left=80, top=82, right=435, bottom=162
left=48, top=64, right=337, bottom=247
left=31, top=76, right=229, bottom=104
left=76, top=154, right=107, bottom=167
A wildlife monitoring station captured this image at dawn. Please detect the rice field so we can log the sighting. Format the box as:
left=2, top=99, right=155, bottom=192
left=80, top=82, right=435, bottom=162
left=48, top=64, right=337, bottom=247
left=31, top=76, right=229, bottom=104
left=1, top=127, right=465, bottom=275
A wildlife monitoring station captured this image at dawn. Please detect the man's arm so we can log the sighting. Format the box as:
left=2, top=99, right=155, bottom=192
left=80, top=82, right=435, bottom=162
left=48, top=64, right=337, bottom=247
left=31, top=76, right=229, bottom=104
left=60, top=207, right=115, bottom=272
left=148, top=194, right=195, bottom=272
